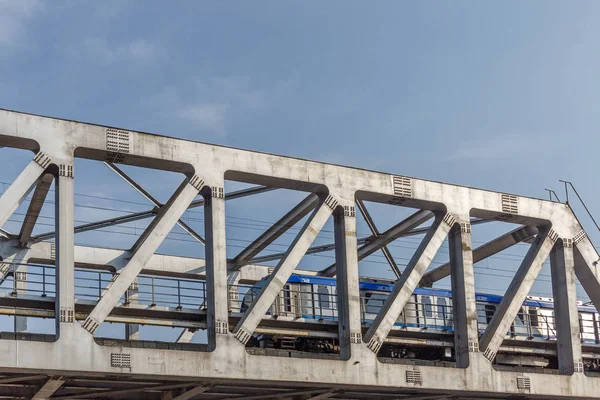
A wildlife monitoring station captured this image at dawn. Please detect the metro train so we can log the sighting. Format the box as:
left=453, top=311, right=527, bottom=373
left=240, top=273, right=600, bottom=371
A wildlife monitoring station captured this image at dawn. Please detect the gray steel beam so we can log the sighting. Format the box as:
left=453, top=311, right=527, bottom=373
left=53, top=382, right=198, bottom=399
left=550, top=240, right=584, bottom=375
left=321, top=209, right=434, bottom=277
left=355, top=199, right=400, bottom=278
left=448, top=222, right=479, bottom=368
left=105, top=162, right=206, bottom=246
left=363, top=213, right=456, bottom=353
left=0, top=375, right=47, bottom=384
left=234, top=198, right=336, bottom=345
left=232, top=193, right=319, bottom=268
left=0, top=152, right=50, bottom=228
left=421, top=225, right=539, bottom=286
left=82, top=178, right=202, bottom=334
left=33, top=184, right=273, bottom=242
left=223, top=389, right=331, bottom=400
left=18, top=173, right=53, bottom=248
left=172, top=384, right=213, bottom=400
left=32, top=377, right=65, bottom=400
left=479, top=227, right=557, bottom=362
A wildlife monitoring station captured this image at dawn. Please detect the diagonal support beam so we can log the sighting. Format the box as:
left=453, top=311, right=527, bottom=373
left=363, top=213, right=456, bottom=353
left=421, top=225, right=539, bottom=286
left=32, top=376, right=65, bottom=399
left=105, top=162, right=206, bottom=246
left=321, top=209, right=434, bottom=277
left=0, top=152, right=51, bottom=228
left=479, top=227, right=557, bottom=362
left=172, top=384, right=213, bottom=400
left=81, top=177, right=203, bottom=334
left=356, top=199, right=401, bottom=278
left=18, top=173, right=53, bottom=248
left=233, top=196, right=337, bottom=344
left=573, top=231, right=600, bottom=310
left=33, top=184, right=273, bottom=242
left=232, top=193, right=319, bottom=268
left=550, top=239, right=584, bottom=374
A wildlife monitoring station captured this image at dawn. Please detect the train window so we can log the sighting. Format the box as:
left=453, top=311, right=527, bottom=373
left=437, top=298, right=447, bottom=320
left=529, top=308, right=539, bottom=327
left=365, top=293, right=387, bottom=314
left=318, top=285, right=330, bottom=310
left=422, top=296, right=433, bottom=318
left=485, top=304, right=496, bottom=324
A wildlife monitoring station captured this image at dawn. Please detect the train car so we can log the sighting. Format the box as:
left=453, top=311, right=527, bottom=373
left=239, top=273, right=600, bottom=370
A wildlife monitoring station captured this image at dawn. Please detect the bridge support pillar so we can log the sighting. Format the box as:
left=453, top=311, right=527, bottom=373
left=448, top=220, right=479, bottom=368
left=334, top=205, right=363, bottom=360
left=550, top=239, right=584, bottom=374
left=56, top=163, right=75, bottom=334
left=204, top=186, right=230, bottom=351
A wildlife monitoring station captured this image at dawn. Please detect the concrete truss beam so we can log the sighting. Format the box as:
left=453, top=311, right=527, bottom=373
left=0, top=152, right=51, bottom=229
left=363, top=213, right=456, bottom=353
left=420, top=225, right=539, bottom=286
left=32, top=376, right=65, bottom=399
left=573, top=231, right=600, bottom=312
left=321, top=209, right=434, bottom=277
left=232, top=193, right=319, bottom=268
left=550, top=239, right=584, bottom=374
left=81, top=178, right=203, bottom=334
left=479, top=227, right=558, bottom=362
left=33, top=184, right=274, bottom=242
left=355, top=199, right=401, bottom=278
left=172, top=384, right=214, bottom=400
left=17, top=173, right=53, bottom=248
left=233, top=197, right=336, bottom=344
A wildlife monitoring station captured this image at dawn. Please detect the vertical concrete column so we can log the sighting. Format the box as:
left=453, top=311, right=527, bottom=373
left=55, top=162, right=75, bottom=335
left=125, top=278, right=140, bottom=340
left=448, top=221, right=479, bottom=368
left=204, top=185, right=229, bottom=351
left=550, top=239, right=584, bottom=374
left=14, top=264, right=27, bottom=333
left=334, top=205, right=362, bottom=360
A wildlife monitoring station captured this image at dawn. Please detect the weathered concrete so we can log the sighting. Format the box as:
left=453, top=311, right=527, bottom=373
left=0, top=109, right=598, bottom=398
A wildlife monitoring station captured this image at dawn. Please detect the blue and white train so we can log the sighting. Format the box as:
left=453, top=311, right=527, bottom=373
left=241, top=273, right=600, bottom=370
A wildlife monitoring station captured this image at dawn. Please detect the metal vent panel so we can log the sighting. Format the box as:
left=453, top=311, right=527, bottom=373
left=501, top=194, right=519, bottom=214
left=406, top=369, right=422, bottom=384
left=110, top=353, right=131, bottom=368
left=392, top=175, right=413, bottom=198
left=106, top=128, right=131, bottom=153
left=517, top=375, right=531, bottom=391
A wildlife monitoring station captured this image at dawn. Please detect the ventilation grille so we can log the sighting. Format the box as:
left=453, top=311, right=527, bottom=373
left=344, top=205, right=355, bottom=217
left=59, top=164, right=73, bottom=178
left=106, top=128, right=131, bottom=153
left=215, top=320, right=229, bottom=334
left=189, top=175, right=205, bottom=191
left=212, top=186, right=224, bottom=199
left=501, top=194, right=519, bottom=214
left=350, top=332, right=362, bottom=344
left=405, top=369, right=422, bottom=385
left=234, top=328, right=252, bottom=345
left=461, top=222, right=471, bottom=233
left=366, top=338, right=382, bottom=354
left=324, top=195, right=338, bottom=210
left=574, top=230, right=587, bottom=245
left=517, top=375, right=531, bottom=391
left=33, top=152, right=51, bottom=169
left=0, top=263, right=9, bottom=276
left=50, top=243, right=56, bottom=260
left=393, top=175, right=413, bottom=198
left=442, top=213, right=456, bottom=227
left=483, top=348, right=496, bottom=362
left=562, top=238, right=573, bottom=248
left=82, top=316, right=100, bottom=334
left=548, top=229, right=559, bottom=243
left=110, top=353, right=131, bottom=369
left=60, top=307, right=74, bottom=323
left=15, top=271, right=27, bottom=281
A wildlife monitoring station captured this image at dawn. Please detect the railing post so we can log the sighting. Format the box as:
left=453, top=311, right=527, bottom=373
left=42, top=266, right=47, bottom=297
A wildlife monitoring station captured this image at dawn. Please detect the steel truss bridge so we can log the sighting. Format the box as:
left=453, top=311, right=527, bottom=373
left=0, top=109, right=599, bottom=399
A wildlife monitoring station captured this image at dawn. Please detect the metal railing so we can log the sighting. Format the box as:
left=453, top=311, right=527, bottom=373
left=0, top=262, right=206, bottom=311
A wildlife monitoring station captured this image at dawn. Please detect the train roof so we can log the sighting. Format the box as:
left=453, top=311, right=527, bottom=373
left=285, top=273, right=598, bottom=313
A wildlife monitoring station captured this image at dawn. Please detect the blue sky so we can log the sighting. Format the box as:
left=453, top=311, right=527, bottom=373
left=1, top=1, right=599, bottom=339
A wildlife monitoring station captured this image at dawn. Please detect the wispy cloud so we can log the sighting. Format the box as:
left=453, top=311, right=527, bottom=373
left=84, top=38, right=162, bottom=63
left=177, top=103, right=229, bottom=136
left=446, top=134, right=551, bottom=162
left=0, top=0, right=42, bottom=47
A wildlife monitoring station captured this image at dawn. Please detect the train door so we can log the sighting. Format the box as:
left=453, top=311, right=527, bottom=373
left=579, top=311, right=597, bottom=343
left=273, top=283, right=300, bottom=317
left=416, top=294, right=450, bottom=330
left=315, top=284, right=337, bottom=320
